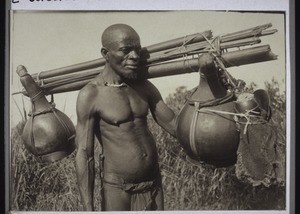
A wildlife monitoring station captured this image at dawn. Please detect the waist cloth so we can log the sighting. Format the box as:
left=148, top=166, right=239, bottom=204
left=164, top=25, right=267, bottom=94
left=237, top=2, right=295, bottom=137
left=103, top=172, right=161, bottom=210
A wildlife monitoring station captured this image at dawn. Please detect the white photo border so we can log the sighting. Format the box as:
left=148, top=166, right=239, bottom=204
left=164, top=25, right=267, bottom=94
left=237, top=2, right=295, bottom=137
left=5, top=0, right=294, bottom=214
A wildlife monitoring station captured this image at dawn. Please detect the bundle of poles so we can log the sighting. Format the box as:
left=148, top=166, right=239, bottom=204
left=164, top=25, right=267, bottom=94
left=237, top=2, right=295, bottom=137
left=15, top=23, right=278, bottom=96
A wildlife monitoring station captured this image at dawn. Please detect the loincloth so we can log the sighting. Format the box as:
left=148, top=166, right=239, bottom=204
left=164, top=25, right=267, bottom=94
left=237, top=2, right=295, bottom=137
left=103, top=172, right=161, bottom=210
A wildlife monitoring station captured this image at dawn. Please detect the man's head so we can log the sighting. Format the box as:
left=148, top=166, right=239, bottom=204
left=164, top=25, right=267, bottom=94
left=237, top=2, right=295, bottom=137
left=101, top=24, right=142, bottom=80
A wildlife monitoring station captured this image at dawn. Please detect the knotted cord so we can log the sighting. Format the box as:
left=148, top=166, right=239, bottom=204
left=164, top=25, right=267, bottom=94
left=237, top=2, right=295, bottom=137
left=179, top=32, right=272, bottom=161
left=36, top=71, right=44, bottom=87
left=28, top=91, right=74, bottom=158
left=197, top=107, right=268, bottom=135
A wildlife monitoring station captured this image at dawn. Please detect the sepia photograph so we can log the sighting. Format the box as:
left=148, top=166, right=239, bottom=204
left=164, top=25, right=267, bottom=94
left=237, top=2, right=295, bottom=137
left=9, top=10, right=288, bottom=213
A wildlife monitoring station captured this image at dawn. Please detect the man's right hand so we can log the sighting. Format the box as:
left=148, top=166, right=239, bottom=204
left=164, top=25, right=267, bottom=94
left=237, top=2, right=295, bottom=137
left=198, top=53, right=216, bottom=74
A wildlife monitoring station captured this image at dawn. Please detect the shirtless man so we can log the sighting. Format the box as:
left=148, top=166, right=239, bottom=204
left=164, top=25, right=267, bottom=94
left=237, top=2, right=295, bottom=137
left=75, top=24, right=177, bottom=211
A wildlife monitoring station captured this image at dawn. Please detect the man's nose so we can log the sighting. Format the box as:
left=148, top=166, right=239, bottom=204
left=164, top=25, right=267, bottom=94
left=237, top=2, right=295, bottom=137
left=128, top=50, right=140, bottom=60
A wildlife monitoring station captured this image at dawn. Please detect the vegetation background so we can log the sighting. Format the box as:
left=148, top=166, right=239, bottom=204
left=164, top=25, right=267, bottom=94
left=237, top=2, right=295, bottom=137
left=10, top=79, right=286, bottom=211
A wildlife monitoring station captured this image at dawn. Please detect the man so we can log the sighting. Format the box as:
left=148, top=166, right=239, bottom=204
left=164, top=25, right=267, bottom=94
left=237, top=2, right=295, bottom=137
left=75, top=23, right=213, bottom=211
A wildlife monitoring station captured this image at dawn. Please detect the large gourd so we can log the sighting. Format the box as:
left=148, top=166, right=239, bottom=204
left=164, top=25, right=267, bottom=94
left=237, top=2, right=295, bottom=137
left=17, top=65, right=76, bottom=163
left=176, top=54, right=240, bottom=167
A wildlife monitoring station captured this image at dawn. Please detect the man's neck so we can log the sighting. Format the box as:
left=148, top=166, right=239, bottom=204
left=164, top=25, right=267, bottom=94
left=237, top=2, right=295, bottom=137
left=102, top=66, right=123, bottom=85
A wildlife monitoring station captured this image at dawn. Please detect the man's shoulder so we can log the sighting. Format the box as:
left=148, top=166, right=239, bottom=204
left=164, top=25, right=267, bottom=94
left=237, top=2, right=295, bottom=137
left=139, top=79, right=159, bottom=94
left=78, top=82, right=98, bottom=99
left=77, top=79, right=102, bottom=103
left=136, top=79, right=156, bottom=90
left=78, top=75, right=105, bottom=96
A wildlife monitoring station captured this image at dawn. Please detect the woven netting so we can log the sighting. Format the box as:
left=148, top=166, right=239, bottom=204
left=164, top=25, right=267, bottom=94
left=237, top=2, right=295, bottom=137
left=235, top=123, right=285, bottom=187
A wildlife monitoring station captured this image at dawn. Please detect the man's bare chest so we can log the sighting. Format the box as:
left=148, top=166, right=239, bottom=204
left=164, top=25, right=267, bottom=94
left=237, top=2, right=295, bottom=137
left=97, top=86, right=149, bottom=125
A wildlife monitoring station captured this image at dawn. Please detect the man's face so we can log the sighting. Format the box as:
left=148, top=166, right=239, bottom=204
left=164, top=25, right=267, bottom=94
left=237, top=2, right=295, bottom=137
left=105, top=33, right=142, bottom=80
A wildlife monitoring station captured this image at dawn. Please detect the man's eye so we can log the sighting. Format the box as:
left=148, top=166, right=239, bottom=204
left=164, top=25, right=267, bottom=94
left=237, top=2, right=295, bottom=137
left=120, top=47, right=141, bottom=54
left=120, top=48, right=131, bottom=54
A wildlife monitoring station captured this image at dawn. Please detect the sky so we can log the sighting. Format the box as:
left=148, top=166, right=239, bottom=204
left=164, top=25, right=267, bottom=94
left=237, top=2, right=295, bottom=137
left=10, top=11, right=286, bottom=127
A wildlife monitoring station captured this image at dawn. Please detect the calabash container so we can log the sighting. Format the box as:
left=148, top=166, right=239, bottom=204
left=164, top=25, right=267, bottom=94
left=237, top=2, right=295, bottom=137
left=176, top=55, right=240, bottom=167
left=16, top=65, right=76, bottom=163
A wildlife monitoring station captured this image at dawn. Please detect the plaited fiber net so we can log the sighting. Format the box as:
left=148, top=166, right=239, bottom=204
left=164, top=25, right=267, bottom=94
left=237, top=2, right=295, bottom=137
left=235, top=123, right=285, bottom=187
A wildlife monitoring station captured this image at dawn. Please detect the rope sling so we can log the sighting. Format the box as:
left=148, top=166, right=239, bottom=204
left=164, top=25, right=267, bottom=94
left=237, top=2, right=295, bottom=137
left=178, top=33, right=270, bottom=162
left=28, top=92, right=75, bottom=162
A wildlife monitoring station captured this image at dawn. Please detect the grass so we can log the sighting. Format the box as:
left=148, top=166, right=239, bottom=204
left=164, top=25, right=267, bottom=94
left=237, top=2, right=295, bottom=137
left=10, top=80, right=286, bottom=211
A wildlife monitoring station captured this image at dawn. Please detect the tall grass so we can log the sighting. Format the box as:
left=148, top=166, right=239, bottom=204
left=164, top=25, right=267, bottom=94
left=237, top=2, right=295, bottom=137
left=10, top=80, right=286, bottom=211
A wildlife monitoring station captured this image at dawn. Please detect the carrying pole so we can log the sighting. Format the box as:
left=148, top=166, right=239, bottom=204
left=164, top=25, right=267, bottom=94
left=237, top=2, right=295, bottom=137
left=34, top=45, right=277, bottom=95
left=31, top=30, right=213, bottom=80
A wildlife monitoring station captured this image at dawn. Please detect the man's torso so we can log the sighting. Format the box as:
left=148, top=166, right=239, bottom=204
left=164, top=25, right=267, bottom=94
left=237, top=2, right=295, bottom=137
left=88, top=75, right=159, bottom=183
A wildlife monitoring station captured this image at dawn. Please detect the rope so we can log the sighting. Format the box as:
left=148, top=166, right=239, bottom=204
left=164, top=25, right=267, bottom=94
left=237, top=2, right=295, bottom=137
left=53, top=109, right=72, bottom=139
left=200, top=33, right=220, bottom=54
left=36, top=71, right=44, bottom=86
left=188, top=32, right=240, bottom=91
left=186, top=90, right=235, bottom=107
left=50, top=94, right=54, bottom=104
left=189, top=102, right=200, bottom=156
left=179, top=35, right=203, bottom=74
left=27, top=90, right=73, bottom=158
left=182, top=54, right=199, bottom=73
left=190, top=32, right=238, bottom=90
left=48, top=93, right=73, bottom=144
left=161, top=32, right=217, bottom=74
left=36, top=71, right=42, bottom=82
left=30, top=91, right=44, bottom=102
left=28, top=94, right=55, bottom=117
left=28, top=106, right=55, bottom=117
left=182, top=33, right=208, bottom=47
left=161, top=33, right=201, bottom=56
left=30, top=96, right=38, bottom=155
left=197, top=108, right=268, bottom=134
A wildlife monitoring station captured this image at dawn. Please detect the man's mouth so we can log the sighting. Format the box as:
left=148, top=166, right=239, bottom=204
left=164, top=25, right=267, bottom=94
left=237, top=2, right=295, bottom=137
left=125, top=64, right=139, bottom=69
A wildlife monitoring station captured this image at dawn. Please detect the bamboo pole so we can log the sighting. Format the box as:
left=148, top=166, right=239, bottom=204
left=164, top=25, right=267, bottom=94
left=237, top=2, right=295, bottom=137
left=12, top=24, right=278, bottom=97
left=144, top=31, right=213, bottom=52
left=147, top=37, right=262, bottom=64
left=38, top=45, right=276, bottom=94
left=32, top=58, right=105, bottom=80
left=40, top=69, right=100, bottom=85
left=220, top=23, right=272, bottom=37
left=220, top=23, right=272, bottom=43
left=220, top=37, right=261, bottom=49
left=46, top=79, right=93, bottom=94
left=37, top=37, right=261, bottom=89
left=146, top=45, right=277, bottom=78
left=31, top=30, right=213, bottom=80
left=150, top=28, right=276, bottom=61
left=31, top=24, right=276, bottom=81
left=220, top=45, right=277, bottom=67
left=35, top=31, right=271, bottom=87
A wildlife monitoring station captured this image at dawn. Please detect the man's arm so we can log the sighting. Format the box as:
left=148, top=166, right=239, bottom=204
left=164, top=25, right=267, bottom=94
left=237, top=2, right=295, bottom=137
left=147, top=54, right=215, bottom=138
left=75, top=85, right=97, bottom=211
left=146, top=81, right=177, bottom=137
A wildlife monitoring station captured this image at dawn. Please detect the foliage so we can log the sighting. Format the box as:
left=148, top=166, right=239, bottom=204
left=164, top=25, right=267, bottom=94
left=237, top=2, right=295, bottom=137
left=10, top=79, right=286, bottom=211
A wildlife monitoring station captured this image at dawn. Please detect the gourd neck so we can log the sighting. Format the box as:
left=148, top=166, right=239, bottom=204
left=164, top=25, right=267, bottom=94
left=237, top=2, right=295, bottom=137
left=17, top=65, right=52, bottom=110
left=198, top=71, right=227, bottom=100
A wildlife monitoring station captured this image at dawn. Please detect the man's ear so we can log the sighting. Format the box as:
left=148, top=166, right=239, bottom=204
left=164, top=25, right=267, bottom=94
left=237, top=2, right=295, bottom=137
left=101, top=47, right=109, bottom=61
